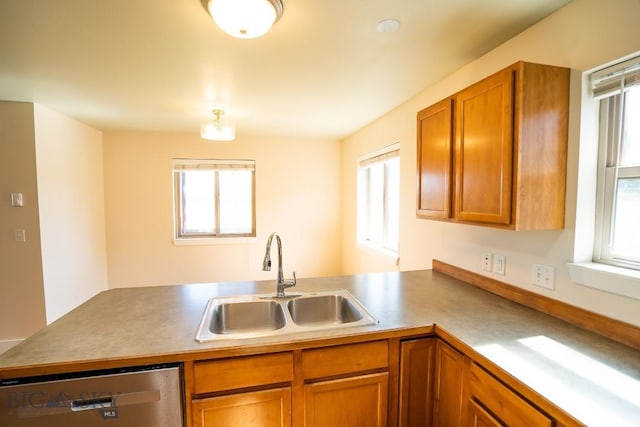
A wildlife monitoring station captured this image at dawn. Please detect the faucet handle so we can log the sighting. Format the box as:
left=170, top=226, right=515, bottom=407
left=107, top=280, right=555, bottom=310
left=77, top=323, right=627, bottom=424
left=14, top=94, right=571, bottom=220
left=283, top=271, right=297, bottom=289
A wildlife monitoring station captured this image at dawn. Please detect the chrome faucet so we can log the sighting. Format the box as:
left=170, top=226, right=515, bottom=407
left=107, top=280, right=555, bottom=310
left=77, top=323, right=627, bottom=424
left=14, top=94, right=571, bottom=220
left=262, top=232, right=297, bottom=297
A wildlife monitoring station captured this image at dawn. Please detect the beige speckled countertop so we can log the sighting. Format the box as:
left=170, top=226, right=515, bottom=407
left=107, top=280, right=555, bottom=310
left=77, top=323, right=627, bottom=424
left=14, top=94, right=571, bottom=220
left=1, top=270, right=639, bottom=425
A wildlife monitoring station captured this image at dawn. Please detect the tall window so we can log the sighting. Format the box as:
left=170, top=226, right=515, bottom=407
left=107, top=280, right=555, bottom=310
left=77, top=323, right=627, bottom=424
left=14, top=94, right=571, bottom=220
left=592, top=56, right=640, bottom=270
left=357, top=143, right=400, bottom=254
left=173, top=159, right=255, bottom=239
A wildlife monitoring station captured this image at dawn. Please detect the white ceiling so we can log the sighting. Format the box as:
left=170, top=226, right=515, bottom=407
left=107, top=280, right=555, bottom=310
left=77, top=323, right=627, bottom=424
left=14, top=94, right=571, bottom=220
left=0, top=0, right=571, bottom=140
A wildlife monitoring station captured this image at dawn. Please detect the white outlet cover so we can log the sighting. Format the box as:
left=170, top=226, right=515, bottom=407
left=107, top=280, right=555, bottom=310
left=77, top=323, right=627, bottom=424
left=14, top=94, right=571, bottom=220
left=482, top=253, right=492, bottom=271
left=14, top=228, right=26, bottom=242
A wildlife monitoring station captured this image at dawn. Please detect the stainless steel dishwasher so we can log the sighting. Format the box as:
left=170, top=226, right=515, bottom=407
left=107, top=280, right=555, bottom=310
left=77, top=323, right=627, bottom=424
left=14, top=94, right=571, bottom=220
left=0, top=363, right=183, bottom=426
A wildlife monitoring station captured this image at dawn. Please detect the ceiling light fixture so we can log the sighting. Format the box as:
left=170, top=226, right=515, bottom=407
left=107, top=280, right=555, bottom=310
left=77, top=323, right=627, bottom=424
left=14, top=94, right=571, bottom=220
left=376, top=19, right=400, bottom=33
left=201, top=109, right=236, bottom=141
left=203, top=0, right=284, bottom=39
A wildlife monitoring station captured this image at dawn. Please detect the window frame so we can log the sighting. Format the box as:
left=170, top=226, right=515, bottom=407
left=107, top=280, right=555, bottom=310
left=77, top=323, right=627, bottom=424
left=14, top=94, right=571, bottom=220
left=172, top=158, right=256, bottom=241
left=357, top=143, right=400, bottom=255
left=568, top=53, right=640, bottom=300
left=592, top=59, right=640, bottom=271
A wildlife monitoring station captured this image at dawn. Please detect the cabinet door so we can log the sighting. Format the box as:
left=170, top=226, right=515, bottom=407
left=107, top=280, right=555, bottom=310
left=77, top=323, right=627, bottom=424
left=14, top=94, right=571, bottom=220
left=433, top=340, right=464, bottom=427
left=192, top=387, right=291, bottom=427
left=454, top=68, right=514, bottom=225
left=304, top=372, right=388, bottom=427
left=399, top=338, right=435, bottom=427
left=467, top=362, right=552, bottom=427
left=467, top=400, right=502, bottom=427
left=417, top=98, right=453, bottom=219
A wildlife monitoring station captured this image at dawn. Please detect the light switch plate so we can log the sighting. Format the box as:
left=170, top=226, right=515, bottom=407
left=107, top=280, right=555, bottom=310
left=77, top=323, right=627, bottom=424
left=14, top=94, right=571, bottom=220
left=493, top=254, right=506, bottom=275
left=532, top=264, right=555, bottom=290
left=11, top=193, right=23, bottom=207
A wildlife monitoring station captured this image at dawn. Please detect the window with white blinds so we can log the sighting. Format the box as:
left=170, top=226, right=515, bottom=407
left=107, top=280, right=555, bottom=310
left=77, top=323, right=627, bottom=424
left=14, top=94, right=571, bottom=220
left=591, top=56, right=640, bottom=99
left=592, top=55, right=640, bottom=269
left=357, top=143, right=400, bottom=254
left=173, top=159, right=255, bottom=239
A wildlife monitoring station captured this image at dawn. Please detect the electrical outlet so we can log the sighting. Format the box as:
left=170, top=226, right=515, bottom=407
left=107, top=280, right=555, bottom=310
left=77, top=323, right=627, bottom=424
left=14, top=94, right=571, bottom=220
left=482, top=253, right=492, bottom=271
left=493, top=254, right=506, bottom=275
left=532, top=264, right=555, bottom=290
left=14, top=228, right=26, bottom=242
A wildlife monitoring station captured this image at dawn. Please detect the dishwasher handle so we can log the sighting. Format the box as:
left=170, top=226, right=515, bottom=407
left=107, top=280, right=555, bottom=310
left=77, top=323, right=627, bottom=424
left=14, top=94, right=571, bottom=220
left=18, top=389, right=161, bottom=418
left=70, top=396, right=114, bottom=412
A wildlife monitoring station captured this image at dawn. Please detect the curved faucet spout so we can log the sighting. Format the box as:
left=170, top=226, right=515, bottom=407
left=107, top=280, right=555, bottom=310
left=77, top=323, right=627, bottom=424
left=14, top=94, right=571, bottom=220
left=262, top=232, right=296, bottom=297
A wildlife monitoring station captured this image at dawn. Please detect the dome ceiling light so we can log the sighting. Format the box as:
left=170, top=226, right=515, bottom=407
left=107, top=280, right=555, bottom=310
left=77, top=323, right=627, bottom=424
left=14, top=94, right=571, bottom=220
left=376, top=19, right=400, bottom=33
left=202, top=0, right=284, bottom=39
left=201, top=109, right=236, bottom=141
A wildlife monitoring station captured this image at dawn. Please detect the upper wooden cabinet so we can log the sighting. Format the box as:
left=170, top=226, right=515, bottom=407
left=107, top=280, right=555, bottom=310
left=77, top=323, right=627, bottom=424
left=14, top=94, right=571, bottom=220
left=416, top=61, right=570, bottom=230
left=417, top=98, right=453, bottom=219
left=455, top=67, right=514, bottom=225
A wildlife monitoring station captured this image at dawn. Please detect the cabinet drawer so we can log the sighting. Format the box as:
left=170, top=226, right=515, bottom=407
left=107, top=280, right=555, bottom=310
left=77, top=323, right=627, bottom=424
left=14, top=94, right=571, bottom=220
left=194, top=352, right=293, bottom=394
left=469, top=362, right=552, bottom=427
left=302, top=340, right=388, bottom=380
left=468, top=399, right=502, bottom=427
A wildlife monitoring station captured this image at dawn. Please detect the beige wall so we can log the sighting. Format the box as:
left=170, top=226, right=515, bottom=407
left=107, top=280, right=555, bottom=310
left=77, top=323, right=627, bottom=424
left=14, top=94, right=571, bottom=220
left=0, top=102, right=47, bottom=344
left=34, top=104, right=108, bottom=323
left=103, top=132, right=342, bottom=288
left=341, top=0, right=640, bottom=326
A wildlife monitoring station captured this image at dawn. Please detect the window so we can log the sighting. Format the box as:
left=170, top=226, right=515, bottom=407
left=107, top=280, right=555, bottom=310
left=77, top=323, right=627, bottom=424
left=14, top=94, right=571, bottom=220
left=592, top=56, right=640, bottom=270
left=173, top=159, right=255, bottom=239
left=357, top=143, right=400, bottom=254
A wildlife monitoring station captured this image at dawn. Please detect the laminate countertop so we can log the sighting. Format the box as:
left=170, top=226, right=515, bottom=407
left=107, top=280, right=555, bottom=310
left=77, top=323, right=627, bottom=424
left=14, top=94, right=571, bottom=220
left=1, top=269, right=639, bottom=425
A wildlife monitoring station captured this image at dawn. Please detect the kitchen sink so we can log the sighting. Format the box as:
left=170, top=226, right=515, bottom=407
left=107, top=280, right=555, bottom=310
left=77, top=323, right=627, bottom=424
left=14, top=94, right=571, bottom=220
left=195, top=289, right=378, bottom=342
left=210, top=300, right=286, bottom=334
left=287, top=294, right=363, bottom=326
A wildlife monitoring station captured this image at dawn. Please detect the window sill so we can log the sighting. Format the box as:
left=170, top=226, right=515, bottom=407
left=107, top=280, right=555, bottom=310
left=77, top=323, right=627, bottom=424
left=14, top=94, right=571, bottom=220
left=568, top=261, right=640, bottom=300
left=173, top=237, right=257, bottom=246
left=357, top=240, right=399, bottom=265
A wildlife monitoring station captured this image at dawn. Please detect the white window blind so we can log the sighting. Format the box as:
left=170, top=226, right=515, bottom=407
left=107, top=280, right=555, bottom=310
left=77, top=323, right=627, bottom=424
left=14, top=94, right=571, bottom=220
left=591, top=56, right=640, bottom=99
left=592, top=55, right=640, bottom=270
left=359, top=146, right=400, bottom=167
left=173, top=159, right=255, bottom=170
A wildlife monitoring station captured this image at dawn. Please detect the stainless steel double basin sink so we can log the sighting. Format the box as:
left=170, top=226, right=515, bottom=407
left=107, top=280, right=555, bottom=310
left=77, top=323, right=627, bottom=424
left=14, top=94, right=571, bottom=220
left=195, top=289, right=378, bottom=342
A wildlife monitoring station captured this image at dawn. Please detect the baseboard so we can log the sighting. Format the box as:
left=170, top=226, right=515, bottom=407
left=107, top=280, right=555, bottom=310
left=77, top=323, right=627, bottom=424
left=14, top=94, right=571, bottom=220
left=432, top=259, right=640, bottom=351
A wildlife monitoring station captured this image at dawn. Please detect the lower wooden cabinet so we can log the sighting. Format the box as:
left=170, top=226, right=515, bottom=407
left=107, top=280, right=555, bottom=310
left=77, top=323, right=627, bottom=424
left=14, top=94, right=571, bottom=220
left=193, top=352, right=293, bottom=394
left=467, top=399, right=502, bottom=427
left=304, top=372, right=388, bottom=427
left=428, top=339, right=559, bottom=427
left=301, top=341, right=389, bottom=427
left=192, top=387, right=291, bottom=427
left=433, top=339, right=465, bottom=426
left=399, top=338, right=436, bottom=427
left=188, top=341, right=390, bottom=427
left=465, top=361, right=552, bottom=427
left=187, top=337, right=577, bottom=427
